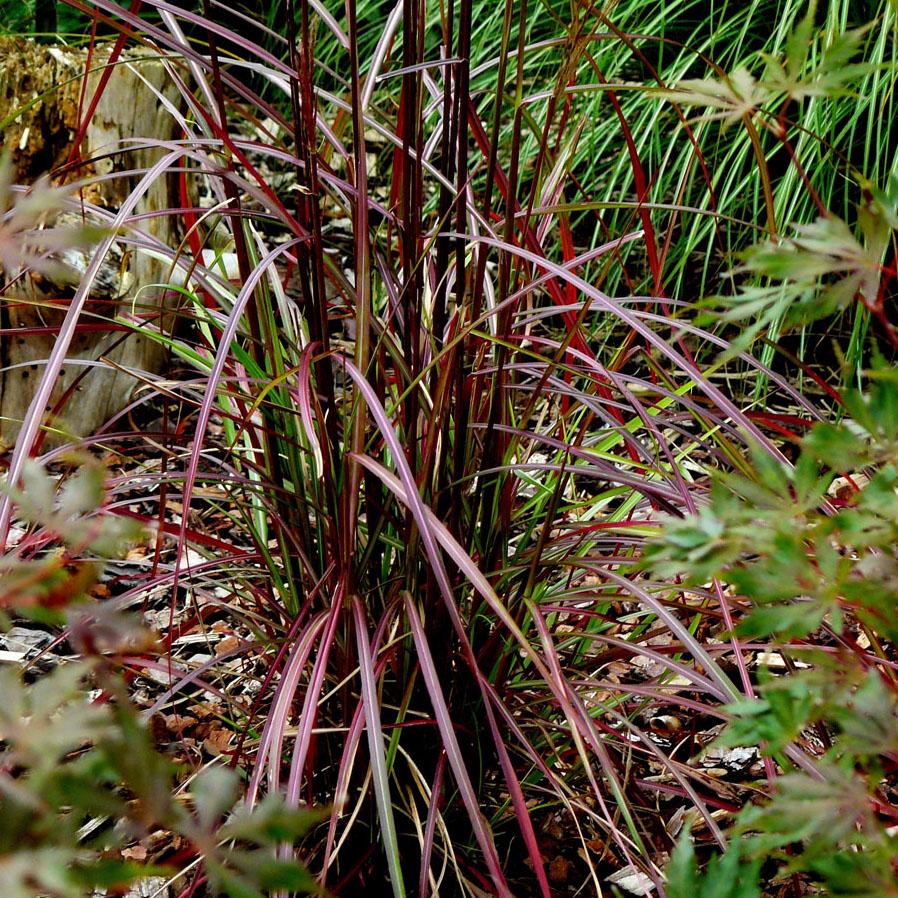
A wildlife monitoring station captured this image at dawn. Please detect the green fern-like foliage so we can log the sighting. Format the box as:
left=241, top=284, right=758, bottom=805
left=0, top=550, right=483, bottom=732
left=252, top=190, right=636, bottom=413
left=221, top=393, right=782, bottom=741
left=0, top=460, right=322, bottom=897
left=648, top=366, right=898, bottom=896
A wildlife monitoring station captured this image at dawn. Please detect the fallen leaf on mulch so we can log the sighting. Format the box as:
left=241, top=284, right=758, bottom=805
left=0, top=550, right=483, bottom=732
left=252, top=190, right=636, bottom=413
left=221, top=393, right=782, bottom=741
left=548, top=855, right=571, bottom=884
left=203, top=724, right=233, bottom=756
left=606, top=864, right=654, bottom=896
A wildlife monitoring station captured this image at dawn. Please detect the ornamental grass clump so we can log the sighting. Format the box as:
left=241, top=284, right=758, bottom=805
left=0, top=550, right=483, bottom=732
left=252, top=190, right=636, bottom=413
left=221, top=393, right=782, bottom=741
left=0, top=0, right=895, bottom=895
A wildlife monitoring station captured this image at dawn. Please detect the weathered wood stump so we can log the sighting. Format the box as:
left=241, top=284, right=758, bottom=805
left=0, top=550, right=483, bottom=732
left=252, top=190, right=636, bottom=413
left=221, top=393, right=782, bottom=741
left=0, top=38, right=181, bottom=450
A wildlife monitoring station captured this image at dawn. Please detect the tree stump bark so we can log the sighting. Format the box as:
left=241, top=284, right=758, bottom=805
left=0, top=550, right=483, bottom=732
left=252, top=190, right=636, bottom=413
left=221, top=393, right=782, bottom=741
left=0, top=38, right=181, bottom=450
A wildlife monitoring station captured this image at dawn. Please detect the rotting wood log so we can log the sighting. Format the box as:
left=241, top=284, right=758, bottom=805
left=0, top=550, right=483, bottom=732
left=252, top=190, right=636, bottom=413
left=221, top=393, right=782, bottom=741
left=0, top=37, right=181, bottom=450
